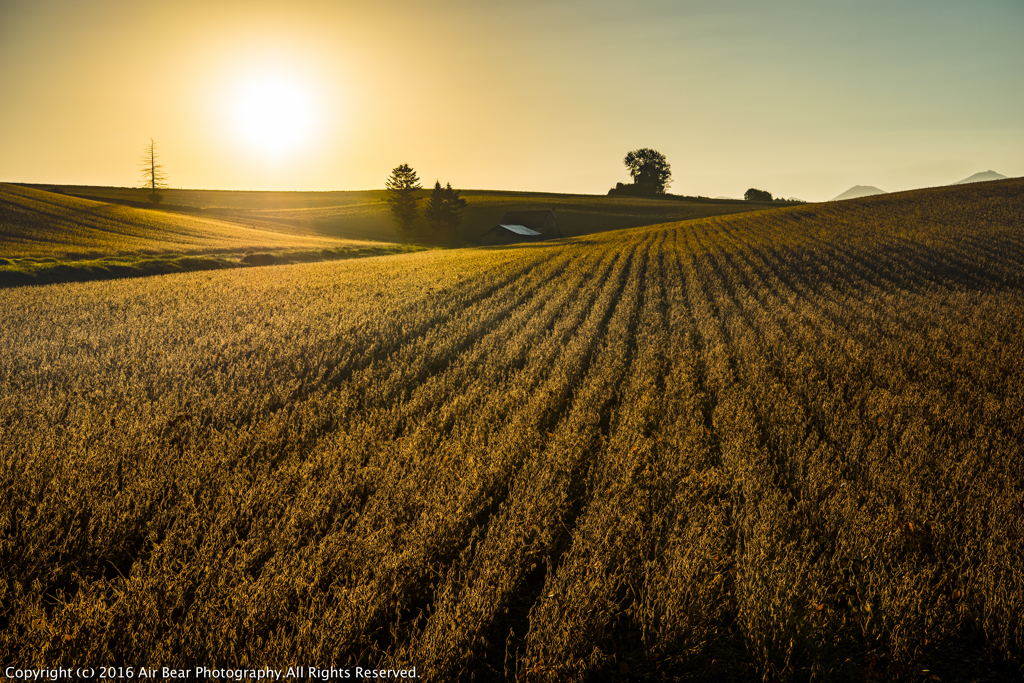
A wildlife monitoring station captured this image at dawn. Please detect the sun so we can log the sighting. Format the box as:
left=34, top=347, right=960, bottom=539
left=230, top=73, right=317, bottom=157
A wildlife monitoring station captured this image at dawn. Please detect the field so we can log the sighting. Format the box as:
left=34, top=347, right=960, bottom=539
left=1, top=178, right=1023, bottom=680
left=26, top=183, right=784, bottom=243
left=0, top=184, right=350, bottom=258
left=0, top=184, right=420, bottom=286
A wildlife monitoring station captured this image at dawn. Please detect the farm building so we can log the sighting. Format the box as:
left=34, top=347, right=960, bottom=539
left=479, top=209, right=562, bottom=245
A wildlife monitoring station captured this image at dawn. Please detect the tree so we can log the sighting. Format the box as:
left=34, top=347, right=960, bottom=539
left=385, top=164, right=423, bottom=237
left=624, top=148, right=671, bottom=195
left=424, top=181, right=468, bottom=242
left=744, top=188, right=773, bottom=202
left=139, top=138, right=168, bottom=204
left=423, top=181, right=446, bottom=234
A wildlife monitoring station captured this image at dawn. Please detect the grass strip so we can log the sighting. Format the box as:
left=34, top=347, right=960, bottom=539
left=0, top=244, right=427, bottom=288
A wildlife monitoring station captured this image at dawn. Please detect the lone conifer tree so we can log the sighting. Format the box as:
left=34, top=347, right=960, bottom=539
left=139, top=138, right=168, bottom=204
left=385, top=164, right=422, bottom=236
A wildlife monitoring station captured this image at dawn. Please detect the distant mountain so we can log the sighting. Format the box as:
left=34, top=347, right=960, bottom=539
left=715, top=196, right=739, bottom=200
left=953, top=170, right=1007, bottom=185
left=831, top=185, right=886, bottom=201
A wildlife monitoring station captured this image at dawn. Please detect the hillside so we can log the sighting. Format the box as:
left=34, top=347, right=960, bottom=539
left=2, top=178, right=1023, bottom=679
left=0, top=183, right=421, bottom=286
left=26, top=184, right=780, bottom=243
left=830, top=184, right=885, bottom=201
left=0, top=183, right=352, bottom=258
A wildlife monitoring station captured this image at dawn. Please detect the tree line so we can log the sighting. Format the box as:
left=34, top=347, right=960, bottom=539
left=606, top=148, right=800, bottom=203
left=386, top=164, right=467, bottom=244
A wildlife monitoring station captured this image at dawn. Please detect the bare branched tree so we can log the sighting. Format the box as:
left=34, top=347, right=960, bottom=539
left=139, top=138, right=168, bottom=204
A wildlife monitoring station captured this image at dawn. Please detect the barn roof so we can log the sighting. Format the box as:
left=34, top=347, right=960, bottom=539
left=496, top=224, right=542, bottom=236
left=499, top=210, right=554, bottom=231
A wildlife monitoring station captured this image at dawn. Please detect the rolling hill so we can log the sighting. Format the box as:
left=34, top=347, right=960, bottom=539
left=0, top=183, right=353, bottom=259
left=2, top=177, right=1022, bottom=680
left=25, top=184, right=783, bottom=243
left=0, top=183, right=421, bottom=287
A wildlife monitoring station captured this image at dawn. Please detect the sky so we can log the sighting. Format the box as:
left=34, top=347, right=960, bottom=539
left=1, top=0, right=1022, bottom=201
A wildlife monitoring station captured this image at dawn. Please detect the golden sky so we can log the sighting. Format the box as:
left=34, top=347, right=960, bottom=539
left=1, top=0, right=1022, bottom=201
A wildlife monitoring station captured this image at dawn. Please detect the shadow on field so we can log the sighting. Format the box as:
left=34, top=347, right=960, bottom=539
left=478, top=239, right=599, bottom=251
left=777, top=241, right=1024, bottom=293
left=0, top=244, right=423, bottom=289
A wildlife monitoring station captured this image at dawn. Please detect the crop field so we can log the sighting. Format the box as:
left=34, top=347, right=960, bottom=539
left=1, top=178, right=1023, bottom=680
left=227, top=189, right=782, bottom=243
left=29, top=184, right=780, bottom=243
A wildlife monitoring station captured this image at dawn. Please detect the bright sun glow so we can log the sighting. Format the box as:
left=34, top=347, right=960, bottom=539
left=230, top=73, right=318, bottom=157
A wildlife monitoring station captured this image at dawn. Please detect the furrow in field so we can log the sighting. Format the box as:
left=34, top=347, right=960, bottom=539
left=744, top=240, right=1019, bottom=532
left=881, top=232, right=1007, bottom=290
left=633, top=226, right=733, bottom=668
left=0, top=250, right=560, bottom=574
left=517, top=231, right=674, bottom=675
left=277, top=244, right=620, bottom=564
left=727, top=226, right=998, bottom=436
left=278, top=238, right=645, bottom=661
left=728, top=232, right=927, bottom=369
left=681, top=238, right=822, bottom=673
left=700, top=227, right=853, bottom=493
left=678, top=215, right=1024, bottom=674
left=338, top=250, right=581, bottom=418
left=388, top=233, right=657, bottom=678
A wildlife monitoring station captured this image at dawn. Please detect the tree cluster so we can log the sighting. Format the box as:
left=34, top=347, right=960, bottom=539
left=384, top=165, right=467, bottom=244
left=744, top=188, right=773, bottom=202
left=608, top=148, right=672, bottom=196
left=625, top=148, right=672, bottom=194
left=424, top=181, right=468, bottom=243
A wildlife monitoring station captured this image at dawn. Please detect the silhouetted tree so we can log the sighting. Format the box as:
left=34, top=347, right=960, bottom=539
left=139, top=138, right=168, bottom=204
left=744, top=188, right=773, bottom=202
left=385, top=164, right=422, bottom=236
left=624, top=148, right=672, bottom=195
left=424, top=181, right=468, bottom=242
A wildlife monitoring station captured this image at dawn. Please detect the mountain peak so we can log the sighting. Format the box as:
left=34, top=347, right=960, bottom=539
left=831, top=185, right=886, bottom=201
left=953, top=171, right=1007, bottom=185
